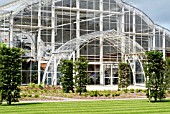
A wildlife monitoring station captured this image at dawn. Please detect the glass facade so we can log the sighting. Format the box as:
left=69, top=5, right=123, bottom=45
left=0, top=0, right=170, bottom=86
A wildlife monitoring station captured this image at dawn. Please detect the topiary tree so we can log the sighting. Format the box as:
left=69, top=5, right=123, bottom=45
left=118, top=62, right=130, bottom=90
left=0, top=45, right=23, bottom=105
left=144, top=50, right=165, bottom=102
left=164, top=58, right=170, bottom=92
left=74, top=57, right=88, bottom=95
left=59, top=59, right=74, bottom=93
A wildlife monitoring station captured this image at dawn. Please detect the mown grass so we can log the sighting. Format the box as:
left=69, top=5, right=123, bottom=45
left=1, top=100, right=170, bottom=114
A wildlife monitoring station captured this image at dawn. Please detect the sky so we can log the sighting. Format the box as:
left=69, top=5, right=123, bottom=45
left=0, top=0, right=170, bottom=30
left=124, top=0, right=170, bottom=30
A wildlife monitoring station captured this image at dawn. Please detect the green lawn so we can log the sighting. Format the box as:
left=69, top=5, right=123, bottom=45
left=1, top=100, right=170, bottom=114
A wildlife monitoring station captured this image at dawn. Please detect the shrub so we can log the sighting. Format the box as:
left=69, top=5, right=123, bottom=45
left=136, top=89, right=142, bottom=93
left=33, top=89, right=38, bottom=93
left=130, top=89, right=135, bottom=93
left=38, top=82, right=44, bottom=89
left=28, top=83, right=36, bottom=88
left=112, top=94, right=115, bottom=97
left=123, top=89, right=129, bottom=93
left=83, top=92, right=89, bottom=97
left=89, top=91, right=98, bottom=97
left=21, top=93, right=27, bottom=97
left=94, top=91, right=98, bottom=97
left=60, top=60, right=74, bottom=93
left=40, top=90, right=44, bottom=94
left=144, top=51, right=168, bottom=101
left=74, top=57, right=88, bottom=95
left=0, top=46, right=22, bottom=105
left=115, top=91, right=121, bottom=96
left=89, top=92, right=94, bottom=97
left=142, top=89, right=147, bottom=93
left=98, top=92, right=104, bottom=96
left=167, top=90, right=170, bottom=94
left=28, top=94, right=32, bottom=97
left=135, top=89, right=139, bottom=93
left=27, top=90, right=32, bottom=94
left=104, top=92, right=110, bottom=97
left=34, top=94, right=40, bottom=98
left=118, top=63, right=130, bottom=89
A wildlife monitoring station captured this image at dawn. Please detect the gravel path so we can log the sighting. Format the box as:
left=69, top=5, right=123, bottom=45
left=19, top=96, right=148, bottom=103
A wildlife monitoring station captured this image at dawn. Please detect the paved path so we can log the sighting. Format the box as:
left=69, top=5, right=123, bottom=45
left=19, top=96, right=148, bottom=103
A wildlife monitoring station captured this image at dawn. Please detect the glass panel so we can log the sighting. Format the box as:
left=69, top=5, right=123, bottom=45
left=104, top=65, right=111, bottom=85
left=105, top=78, right=111, bottom=85
left=88, top=65, right=100, bottom=85
left=112, top=78, right=118, bottom=85
left=136, top=74, right=144, bottom=84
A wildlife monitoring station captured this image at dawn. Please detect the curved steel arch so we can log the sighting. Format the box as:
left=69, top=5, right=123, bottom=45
left=42, top=29, right=145, bottom=85
left=0, top=0, right=58, bottom=19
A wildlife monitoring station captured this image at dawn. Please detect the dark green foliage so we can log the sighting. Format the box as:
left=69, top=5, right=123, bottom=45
left=38, top=82, right=44, bottom=89
left=60, top=60, right=74, bottom=93
left=164, top=58, right=170, bottom=89
left=114, top=91, right=121, bottom=96
left=123, top=89, right=129, bottom=93
left=74, top=57, right=88, bottom=95
left=89, top=91, right=98, bottom=97
left=118, top=63, right=130, bottom=89
left=34, top=94, right=40, bottom=98
left=144, top=50, right=166, bottom=102
left=0, top=45, right=22, bottom=105
left=135, top=89, right=142, bottom=93
left=104, top=92, right=110, bottom=97
left=130, top=89, right=135, bottom=93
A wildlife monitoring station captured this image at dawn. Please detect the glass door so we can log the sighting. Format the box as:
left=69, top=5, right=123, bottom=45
left=104, top=64, right=119, bottom=85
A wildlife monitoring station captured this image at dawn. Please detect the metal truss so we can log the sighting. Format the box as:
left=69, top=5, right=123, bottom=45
left=42, top=29, right=145, bottom=85
left=1, top=0, right=170, bottom=86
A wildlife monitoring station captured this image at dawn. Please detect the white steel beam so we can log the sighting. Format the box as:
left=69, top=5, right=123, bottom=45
left=55, top=6, right=123, bottom=15
left=100, top=0, right=104, bottom=85
left=163, top=29, right=166, bottom=60
left=9, top=13, right=13, bottom=48
left=76, top=0, right=80, bottom=59
left=37, top=1, right=41, bottom=85
left=42, top=29, right=145, bottom=85
left=133, top=9, right=136, bottom=53
left=153, top=27, right=156, bottom=50
left=51, top=0, right=57, bottom=85
left=121, top=4, right=125, bottom=61
left=132, top=8, right=136, bottom=85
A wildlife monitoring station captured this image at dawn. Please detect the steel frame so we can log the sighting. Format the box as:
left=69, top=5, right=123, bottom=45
left=0, top=0, right=170, bottom=86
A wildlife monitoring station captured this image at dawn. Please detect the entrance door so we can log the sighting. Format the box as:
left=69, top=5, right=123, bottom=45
left=104, top=65, right=111, bottom=85
left=104, top=64, right=119, bottom=85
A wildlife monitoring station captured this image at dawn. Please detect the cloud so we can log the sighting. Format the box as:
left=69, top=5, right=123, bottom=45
left=124, top=0, right=170, bottom=29
left=0, top=0, right=13, bottom=6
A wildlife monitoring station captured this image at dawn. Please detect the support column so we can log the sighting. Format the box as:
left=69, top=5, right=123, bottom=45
left=51, top=0, right=55, bottom=52
left=9, top=13, right=13, bottom=48
left=53, top=56, right=57, bottom=85
left=37, top=2, right=41, bottom=84
left=51, top=0, right=56, bottom=85
left=99, top=0, right=104, bottom=85
left=132, top=9, right=136, bottom=53
left=121, top=5, right=125, bottom=62
left=132, top=8, right=136, bottom=85
left=163, top=29, right=166, bottom=60
left=111, top=64, right=113, bottom=85
left=153, top=27, right=156, bottom=50
left=76, top=0, right=80, bottom=59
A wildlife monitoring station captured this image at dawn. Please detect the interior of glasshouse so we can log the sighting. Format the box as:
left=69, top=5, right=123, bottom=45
left=0, top=0, right=170, bottom=86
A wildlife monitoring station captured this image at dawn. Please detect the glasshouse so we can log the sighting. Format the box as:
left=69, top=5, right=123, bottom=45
left=0, top=0, right=170, bottom=86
